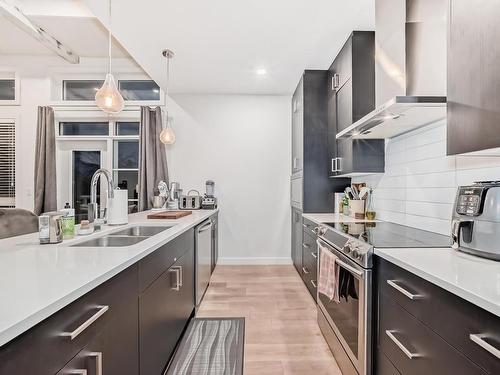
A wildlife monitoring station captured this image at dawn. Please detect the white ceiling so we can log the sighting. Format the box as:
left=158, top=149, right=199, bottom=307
left=83, top=0, right=375, bottom=95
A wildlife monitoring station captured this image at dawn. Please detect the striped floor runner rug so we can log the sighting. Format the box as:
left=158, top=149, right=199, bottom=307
left=166, top=318, right=245, bottom=375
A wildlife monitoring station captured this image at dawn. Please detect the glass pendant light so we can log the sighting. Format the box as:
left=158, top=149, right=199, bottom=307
left=159, top=49, right=176, bottom=145
left=95, top=0, right=124, bottom=114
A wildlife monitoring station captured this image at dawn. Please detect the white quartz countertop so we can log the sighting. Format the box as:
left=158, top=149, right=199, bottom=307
left=375, top=247, right=500, bottom=318
left=302, top=212, right=378, bottom=224
left=0, top=209, right=217, bottom=347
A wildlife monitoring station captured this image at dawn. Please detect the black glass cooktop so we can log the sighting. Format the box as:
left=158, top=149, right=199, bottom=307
left=323, top=221, right=452, bottom=248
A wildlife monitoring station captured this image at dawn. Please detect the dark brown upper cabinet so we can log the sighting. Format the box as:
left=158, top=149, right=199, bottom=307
left=447, top=0, right=500, bottom=155
left=327, top=31, right=385, bottom=177
left=292, top=70, right=350, bottom=212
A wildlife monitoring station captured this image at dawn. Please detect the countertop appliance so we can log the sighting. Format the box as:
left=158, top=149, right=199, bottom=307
left=315, top=221, right=450, bottom=375
left=179, top=190, right=202, bottom=210
left=202, top=180, right=217, bottom=209
left=452, top=181, right=500, bottom=260
left=195, top=219, right=213, bottom=307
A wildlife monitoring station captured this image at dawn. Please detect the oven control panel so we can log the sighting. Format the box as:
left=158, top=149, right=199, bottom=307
left=456, top=186, right=486, bottom=216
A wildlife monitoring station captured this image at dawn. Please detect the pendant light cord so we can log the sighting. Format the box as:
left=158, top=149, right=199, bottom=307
left=164, top=52, right=171, bottom=125
left=108, top=0, right=112, bottom=74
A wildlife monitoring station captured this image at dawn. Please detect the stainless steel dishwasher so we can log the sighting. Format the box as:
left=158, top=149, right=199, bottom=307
left=195, top=219, right=213, bottom=307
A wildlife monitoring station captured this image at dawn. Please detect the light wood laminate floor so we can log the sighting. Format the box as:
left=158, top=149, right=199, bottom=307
left=196, top=265, right=342, bottom=375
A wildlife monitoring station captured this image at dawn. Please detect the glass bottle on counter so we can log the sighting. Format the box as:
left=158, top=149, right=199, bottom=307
left=365, top=188, right=376, bottom=220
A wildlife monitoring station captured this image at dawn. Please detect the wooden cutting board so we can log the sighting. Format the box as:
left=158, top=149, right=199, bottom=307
left=147, top=210, right=192, bottom=219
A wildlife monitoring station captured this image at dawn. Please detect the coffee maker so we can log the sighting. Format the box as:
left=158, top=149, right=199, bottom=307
left=452, top=181, right=500, bottom=260
left=201, top=180, right=217, bottom=209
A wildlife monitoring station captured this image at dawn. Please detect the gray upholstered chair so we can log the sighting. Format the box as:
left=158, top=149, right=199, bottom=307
left=0, top=209, right=39, bottom=239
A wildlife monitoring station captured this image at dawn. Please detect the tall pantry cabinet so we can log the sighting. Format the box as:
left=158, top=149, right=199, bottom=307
left=290, top=70, right=350, bottom=273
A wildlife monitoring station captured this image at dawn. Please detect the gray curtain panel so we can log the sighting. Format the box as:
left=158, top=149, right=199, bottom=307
left=138, top=106, right=169, bottom=211
left=34, top=106, right=57, bottom=216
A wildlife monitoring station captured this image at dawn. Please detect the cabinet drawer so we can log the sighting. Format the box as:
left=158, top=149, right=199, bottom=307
left=0, top=265, right=138, bottom=375
left=302, top=229, right=317, bottom=254
left=301, top=267, right=317, bottom=301
left=302, top=217, right=317, bottom=237
left=379, top=294, right=486, bottom=375
left=378, top=257, right=500, bottom=374
left=139, top=228, right=194, bottom=292
left=376, top=351, right=401, bottom=375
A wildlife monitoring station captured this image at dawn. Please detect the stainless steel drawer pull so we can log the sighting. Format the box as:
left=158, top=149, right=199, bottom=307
left=311, top=252, right=318, bottom=259
left=178, top=265, right=183, bottom=287
left=68, top=371, right=87, bottom=375
left=387, top=280, right=421, bottom=300
left=302, top=223, right=310, bottom=229
left=311, top=280, right=317, bottom=288
left=302, top=243, right=310, bottom=249
left=170, top=267, right=181, bottom=291
left=302, top=267, right=310, bottom=275
left=386, top=330, right=420, bottom=359
left=89, top=352, right=103, bottom=375
left=470, top=334, right=500, bottom=359
left=63, top=305, right=109, bottom=340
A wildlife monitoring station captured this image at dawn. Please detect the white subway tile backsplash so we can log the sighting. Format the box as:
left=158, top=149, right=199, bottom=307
left=456, top=156, right=500, bottom=170
left=404, top=215, right=450, bottom=235
left=406, top=171, right=456, bottom=188
left=405, top=201, right=453, bottom=220
left=405, top=140, right=447, bottom=163
left=352, top=120, right=500, bottom=235
left=407, top=122, right=446, bottom=148
left=456, top=167, right=500, bottom=185
left=376, top=198, right=406, bottom=213
left=405, top=156, right=455, bottom=175
left=405, top=187, right=456, bottom=204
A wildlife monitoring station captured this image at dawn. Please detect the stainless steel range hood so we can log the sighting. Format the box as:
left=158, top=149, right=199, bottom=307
left=337, top=95, right=446, bottom=139
left=337, top=0, right=447, bottom=140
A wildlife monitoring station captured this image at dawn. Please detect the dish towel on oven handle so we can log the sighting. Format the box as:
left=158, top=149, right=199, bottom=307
left=317, top=240, right=340, bottom=303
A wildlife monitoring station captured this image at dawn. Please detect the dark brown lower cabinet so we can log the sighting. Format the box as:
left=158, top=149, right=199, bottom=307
left=376, top=256, right=500, bottom=375
left=139, top=246, right=195, bottom=375
left=0, top=264, right=139, bottom=375
left=0, top=219, right=207, bottom=375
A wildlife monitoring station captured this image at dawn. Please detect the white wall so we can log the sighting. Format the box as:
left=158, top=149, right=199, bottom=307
left=169, top=94, right=291, bottom=264
left=354, top=120, right=500, bottom=235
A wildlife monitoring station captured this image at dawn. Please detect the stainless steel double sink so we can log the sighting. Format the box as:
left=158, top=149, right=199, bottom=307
left=71, top=226, right=173, bottom=247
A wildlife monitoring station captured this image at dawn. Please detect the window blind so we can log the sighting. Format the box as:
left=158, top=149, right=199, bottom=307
left=0, top=122, right=15, bottom=207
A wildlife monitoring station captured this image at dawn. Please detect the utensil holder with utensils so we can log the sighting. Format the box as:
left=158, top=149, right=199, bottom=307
left=349, top=199, right=366, bottom=219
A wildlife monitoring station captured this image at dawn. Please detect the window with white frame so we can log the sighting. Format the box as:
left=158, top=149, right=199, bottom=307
left=56, top=119, right=140, bottom=222
left=0, top=120, right=15, bottom=207
left=0, top=72, right=19, bottom=104
left=62, top=80, right=160, bottom=101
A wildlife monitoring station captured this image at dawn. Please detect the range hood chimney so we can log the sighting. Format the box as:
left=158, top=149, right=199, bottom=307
left=337, top=0, right=447, bottom=139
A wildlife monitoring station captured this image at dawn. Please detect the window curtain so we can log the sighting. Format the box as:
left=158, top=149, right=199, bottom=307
left=34, top=106, right=57, bottom=215
left=138, top=106, right=169, bottom=211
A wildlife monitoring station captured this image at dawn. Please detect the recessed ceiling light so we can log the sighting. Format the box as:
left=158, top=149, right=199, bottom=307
left=256, top=68, right=267, bottom=76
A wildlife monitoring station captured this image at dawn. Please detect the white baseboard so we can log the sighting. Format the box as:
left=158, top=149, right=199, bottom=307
left=217, top=257, right=293, bottom=265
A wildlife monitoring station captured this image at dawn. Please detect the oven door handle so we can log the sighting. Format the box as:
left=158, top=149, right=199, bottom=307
left=335, top=258, right=364, bottom=277
left=317, top=238, right=365, bottom=278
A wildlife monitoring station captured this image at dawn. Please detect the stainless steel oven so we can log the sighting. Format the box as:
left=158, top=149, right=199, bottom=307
left=317, top=237, right=372, bottom=375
